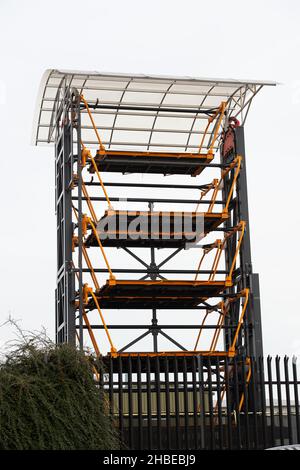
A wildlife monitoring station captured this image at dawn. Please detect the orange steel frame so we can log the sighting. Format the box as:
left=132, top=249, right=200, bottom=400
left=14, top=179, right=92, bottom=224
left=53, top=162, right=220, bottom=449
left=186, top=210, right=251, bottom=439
left=67, top=94, right=249, bottom=360
left=55, top=86, right=262, bottom=371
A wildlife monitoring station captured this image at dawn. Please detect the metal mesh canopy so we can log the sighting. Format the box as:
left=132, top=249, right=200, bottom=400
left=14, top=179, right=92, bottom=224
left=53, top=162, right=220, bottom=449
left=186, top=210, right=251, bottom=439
left=32, top=69, right=276, bottom=151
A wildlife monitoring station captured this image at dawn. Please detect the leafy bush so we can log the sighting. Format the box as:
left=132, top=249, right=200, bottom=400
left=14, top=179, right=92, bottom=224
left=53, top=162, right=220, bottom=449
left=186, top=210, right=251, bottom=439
left=0, top=331, right=119, bottom=450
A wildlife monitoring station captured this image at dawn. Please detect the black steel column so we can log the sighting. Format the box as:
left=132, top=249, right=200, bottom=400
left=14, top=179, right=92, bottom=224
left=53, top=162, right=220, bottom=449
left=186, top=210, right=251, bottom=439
left=149, top=202, right=158, bottom=352
left=73, top=90, right=84, bottom=349
left=235, top=126, right=263, bottom=359
left=55, top=86, right=76, bottom=345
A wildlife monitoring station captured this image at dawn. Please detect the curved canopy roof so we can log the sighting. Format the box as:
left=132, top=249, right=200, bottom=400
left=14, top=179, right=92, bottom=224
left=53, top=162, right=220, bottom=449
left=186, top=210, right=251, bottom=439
left=32, top=69, right=276, bottom=151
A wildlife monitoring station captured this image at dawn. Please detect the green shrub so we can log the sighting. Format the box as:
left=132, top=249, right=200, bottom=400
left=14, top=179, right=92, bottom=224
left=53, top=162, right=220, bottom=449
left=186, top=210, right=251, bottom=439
left=0, top=334, right=120, bottom=450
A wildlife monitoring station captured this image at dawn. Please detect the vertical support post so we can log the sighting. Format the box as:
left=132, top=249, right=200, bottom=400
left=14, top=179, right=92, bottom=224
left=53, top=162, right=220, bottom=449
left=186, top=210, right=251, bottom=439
left=149, top=201, right=158, bottom=352
left=152, top=308, right=158, bottom=352
left=235, top=126, right=263, bottom=359
left=235, top=126, right=263, bottom=413
left=74, top=90, right=84, bottom=350
left=250, top=273, right=263, bottom=359
left=197, top=356, right=206, bottom=449
left=55, top=85, right=75, bottom=345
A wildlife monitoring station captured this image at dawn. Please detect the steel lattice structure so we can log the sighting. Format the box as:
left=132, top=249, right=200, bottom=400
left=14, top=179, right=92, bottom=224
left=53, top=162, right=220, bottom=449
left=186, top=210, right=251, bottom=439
left=33, top=70, right=275, bottom=370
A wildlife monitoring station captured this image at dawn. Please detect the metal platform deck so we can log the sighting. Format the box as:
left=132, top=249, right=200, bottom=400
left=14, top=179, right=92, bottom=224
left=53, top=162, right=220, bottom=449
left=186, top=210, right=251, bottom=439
left=87, top=279, right=230, bottom=309
left=89, top=150, right=214, bottom=176
left=85, top=210, right=228, bottom=248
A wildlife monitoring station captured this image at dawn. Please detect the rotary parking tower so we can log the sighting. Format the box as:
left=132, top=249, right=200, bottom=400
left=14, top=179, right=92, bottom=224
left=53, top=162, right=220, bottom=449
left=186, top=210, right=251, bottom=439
left=33, top=70, right=275, bottom=371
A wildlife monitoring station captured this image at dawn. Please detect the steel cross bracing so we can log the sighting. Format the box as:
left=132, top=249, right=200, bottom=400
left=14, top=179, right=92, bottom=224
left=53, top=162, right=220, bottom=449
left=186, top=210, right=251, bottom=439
left=53, top=79, right=263, bottom=367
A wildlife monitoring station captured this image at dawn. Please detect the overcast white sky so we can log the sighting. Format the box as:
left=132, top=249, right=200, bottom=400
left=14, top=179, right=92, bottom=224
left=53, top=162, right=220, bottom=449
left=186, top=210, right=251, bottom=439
left=0, top=0, right=300, bottom=357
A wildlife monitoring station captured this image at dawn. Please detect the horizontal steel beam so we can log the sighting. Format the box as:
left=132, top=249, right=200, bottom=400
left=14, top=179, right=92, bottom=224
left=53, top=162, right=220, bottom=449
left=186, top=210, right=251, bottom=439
left=84, top=181, right=212, bottom=190
left=73, top=268, right=228, bottom=274
left=80, top=102, right=217, bottom=115
left=39, top=138, right=218, bottom=149
left=76, top=324, right=239, bottom=329
left=72, top=196, right=224, bottom=204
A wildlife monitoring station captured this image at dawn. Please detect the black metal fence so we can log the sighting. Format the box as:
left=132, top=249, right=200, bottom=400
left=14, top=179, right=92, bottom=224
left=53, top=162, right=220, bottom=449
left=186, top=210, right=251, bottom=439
left=100, top=355, right=300, bottom=450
